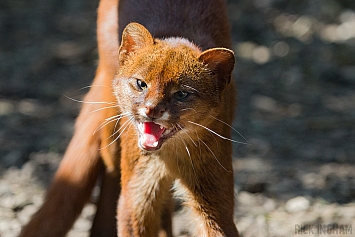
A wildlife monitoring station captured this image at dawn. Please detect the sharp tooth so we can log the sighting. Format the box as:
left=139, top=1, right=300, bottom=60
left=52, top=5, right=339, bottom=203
left=160, top=125, right=164, bottom=130
left=138, top=122, right=143, bottom=131
left=153, top=141, right=158, bottom=147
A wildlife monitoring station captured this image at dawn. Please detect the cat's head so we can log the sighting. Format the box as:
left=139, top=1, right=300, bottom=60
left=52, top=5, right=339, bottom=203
left=113, top=23, right=235, bottom=151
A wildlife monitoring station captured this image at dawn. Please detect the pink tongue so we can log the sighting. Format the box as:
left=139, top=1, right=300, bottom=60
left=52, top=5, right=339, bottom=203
left=141, top=122, right=165, bottom=148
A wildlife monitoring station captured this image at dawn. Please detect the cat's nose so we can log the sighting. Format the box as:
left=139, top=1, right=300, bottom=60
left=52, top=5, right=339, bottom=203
left=144, top=104, right=166, bottom=119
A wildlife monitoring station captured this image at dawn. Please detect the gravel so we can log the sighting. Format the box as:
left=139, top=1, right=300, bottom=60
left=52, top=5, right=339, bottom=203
left=1, top=0, right=355, bottom=236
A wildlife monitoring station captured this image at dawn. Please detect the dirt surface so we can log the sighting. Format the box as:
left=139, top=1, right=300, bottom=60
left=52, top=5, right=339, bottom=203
left=1, top=0, right=355, bottom=236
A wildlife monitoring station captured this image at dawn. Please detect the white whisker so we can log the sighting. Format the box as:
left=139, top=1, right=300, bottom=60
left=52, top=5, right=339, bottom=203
left=75, top=85, right=110, bottom=91
left=181, top=108, right=197, bottom=113
left=100, top=117, right=134, bottom=150
left=174, top=142, right=182, bottom=176
left=94, top=119, right=115, bottom=135
left=105, top=112, right=131, bottom=122
left=63, top=94, right=116, bottom=106
left=176, top=123, right=197, bottom=147
left=93, top=112, right=131, bottom=135
left=194, top=129, right=202, bottom=157
left=198, top=138, right=232, bottom=173
left=210, top=116, right=249, bottom=144
left=89, top=104, right=120, bottom=114
left=107, top=116, right=133, bottom=140
left=112, top=115, right=121, bottom=134
left=178, top=134, right=198, bottom=182
left=187, top=121, right=248, bottom=145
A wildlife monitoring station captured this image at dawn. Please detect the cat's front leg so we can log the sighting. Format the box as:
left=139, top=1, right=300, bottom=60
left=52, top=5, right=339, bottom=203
left=118, top=155, right=172, bottom=237
left=179, top=177, right=239, bottom=237
left=175, top=157, right=239, bottom=237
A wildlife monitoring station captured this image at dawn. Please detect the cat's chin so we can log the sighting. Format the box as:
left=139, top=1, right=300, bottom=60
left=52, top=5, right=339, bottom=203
left=135, top=121, right=180, bottom=151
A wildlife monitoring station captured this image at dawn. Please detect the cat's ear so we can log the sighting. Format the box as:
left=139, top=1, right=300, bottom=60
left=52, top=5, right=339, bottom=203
left=198, top=48, right=235, bottom=88
left=119, top=23, right=154, bottom=62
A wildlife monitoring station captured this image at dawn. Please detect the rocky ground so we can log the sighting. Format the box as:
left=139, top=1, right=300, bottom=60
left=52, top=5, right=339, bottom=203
left=1, top=0, right=355, bottom=236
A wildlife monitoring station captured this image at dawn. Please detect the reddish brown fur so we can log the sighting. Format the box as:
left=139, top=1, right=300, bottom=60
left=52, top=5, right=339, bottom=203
left=20, top=0, right=239, bottom=236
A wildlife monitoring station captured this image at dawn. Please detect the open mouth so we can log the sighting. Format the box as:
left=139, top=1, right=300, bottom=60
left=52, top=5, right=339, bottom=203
left=136, top=122, right=179, bottom=151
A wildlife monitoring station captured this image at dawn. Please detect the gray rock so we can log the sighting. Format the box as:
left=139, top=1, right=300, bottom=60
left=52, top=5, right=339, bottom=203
left=285, top=196, right=310, bottom=213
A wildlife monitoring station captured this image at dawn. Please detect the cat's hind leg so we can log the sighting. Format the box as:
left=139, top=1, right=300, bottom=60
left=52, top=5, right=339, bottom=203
left=19, top=102, right=104, bottom=237
left=20, top=65, right=114, bottom=237
left=90, top=168, right=121, bottom=237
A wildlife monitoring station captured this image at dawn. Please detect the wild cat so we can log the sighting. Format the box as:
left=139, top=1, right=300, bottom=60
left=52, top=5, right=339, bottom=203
left=20, top=0, right=240, bottom=236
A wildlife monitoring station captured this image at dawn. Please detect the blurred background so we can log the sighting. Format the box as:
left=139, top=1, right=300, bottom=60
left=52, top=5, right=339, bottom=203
left=0, top=0, right=354, bottom=236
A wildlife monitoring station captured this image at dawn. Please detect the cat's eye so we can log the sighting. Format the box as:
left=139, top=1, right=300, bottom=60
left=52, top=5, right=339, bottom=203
left=136, top=79, right=148, bottom=91
left=174, top=91, right=190, bottom=101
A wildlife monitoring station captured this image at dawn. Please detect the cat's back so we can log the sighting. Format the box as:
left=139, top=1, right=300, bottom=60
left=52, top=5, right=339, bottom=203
left=118, top=0, right=232, bottom=49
